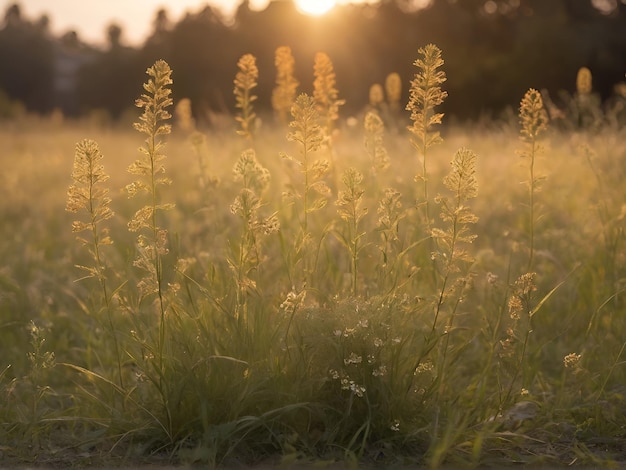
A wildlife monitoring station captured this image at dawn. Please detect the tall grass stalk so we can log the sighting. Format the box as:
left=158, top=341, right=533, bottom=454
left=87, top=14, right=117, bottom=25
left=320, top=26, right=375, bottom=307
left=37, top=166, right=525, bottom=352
left=25, top=321, right=56, bottom=449
left=375, top=188, right=408, bottom=293
left=428, top=148, right=478, bottom=443
left=313, top=52, right=344, bottom=147
left=126, top=59, right=174, bottom=398
left=385, top=72, right=402, bottom=116
left=518, top=88, right=548, bottom=271
left=364, top=111, right=390, bottom=196
left=230, top=148, right=279, bottom=322
left=175, top=97, right=218, bottom=197
left=406, top=44, right=447, bottom=227
left=281, top=93, right=329, bottom=285
left=313, top=52, right=344, bottom=187
left=336, top=167, right=368, bottom=296
left=431, top=147, right=478, bottom=331
left=66, top=138, right=122, bottom=387
left=272, top=46, right=299, bottom=125
left=234, top=53, right=258, bottom=143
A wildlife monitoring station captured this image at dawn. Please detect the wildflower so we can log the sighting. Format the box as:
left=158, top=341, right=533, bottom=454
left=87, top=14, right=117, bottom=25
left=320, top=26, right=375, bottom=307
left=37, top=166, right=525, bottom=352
left=414, top=361, right=433, bottom=375
left=280, top=289, right=306, bottom=315
left=487, top=272, right=499, bottom=285
left=344, top=352, right=363, bottom=365
left=519, top=89, right=548, bottom=143
left=515, top=272, right=537, bottom=296
left=372, top=365, right=387, bottom=377
left=508, top=296, right=523, bottom=320
left=390, top=420, right=400, bottom=432
left=343, top=327, right=356, bottom=337
left=349, top=382, right=366, bottom=397
left=564, top=352, right=582, bottom=369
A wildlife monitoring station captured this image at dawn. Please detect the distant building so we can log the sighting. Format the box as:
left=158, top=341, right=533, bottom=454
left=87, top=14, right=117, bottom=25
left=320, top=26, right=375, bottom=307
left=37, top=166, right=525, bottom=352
left=52, top=32, right=95, bottom=115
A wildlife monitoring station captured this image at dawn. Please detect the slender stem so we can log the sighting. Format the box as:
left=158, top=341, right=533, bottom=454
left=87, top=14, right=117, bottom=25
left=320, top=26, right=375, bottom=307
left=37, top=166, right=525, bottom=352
left=527, top=139, right=536, bottom=272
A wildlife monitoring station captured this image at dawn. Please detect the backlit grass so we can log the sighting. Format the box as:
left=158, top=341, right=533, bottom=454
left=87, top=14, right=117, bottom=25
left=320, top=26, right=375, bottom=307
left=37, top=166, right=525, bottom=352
left=0, top=47, right=625, bottom=468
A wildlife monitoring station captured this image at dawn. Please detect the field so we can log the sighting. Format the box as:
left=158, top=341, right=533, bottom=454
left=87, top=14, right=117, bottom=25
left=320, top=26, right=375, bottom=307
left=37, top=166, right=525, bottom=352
left=1, top=48, right=625, bottom=468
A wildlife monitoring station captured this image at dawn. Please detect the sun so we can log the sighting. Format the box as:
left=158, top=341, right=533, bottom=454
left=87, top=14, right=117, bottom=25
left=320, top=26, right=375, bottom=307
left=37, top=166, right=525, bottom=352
left=294, top=0, right=337, bottom=16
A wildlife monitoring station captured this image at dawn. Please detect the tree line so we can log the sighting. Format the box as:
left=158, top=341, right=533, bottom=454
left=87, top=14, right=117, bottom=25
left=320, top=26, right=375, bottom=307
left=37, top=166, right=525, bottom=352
left=0, top=0, right=624, bottom=122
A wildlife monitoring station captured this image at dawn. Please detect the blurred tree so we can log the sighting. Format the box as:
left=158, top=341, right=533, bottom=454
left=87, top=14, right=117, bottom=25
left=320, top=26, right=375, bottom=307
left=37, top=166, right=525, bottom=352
left=0, top=0, right=624, bottom=121
left=106, top=23, right=122, bottom=50
left=164, top=6, right=235, bottom=115
left=77, top=23, right=143, bottom=118
left=0, top=3, right=54, bottom=112
left=141, top=9, right=173, bottom=84
left=4, top=3, right=22, bottom=27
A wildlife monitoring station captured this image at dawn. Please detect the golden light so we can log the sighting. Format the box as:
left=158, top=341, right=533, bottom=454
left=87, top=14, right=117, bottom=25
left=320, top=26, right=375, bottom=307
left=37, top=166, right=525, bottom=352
left=294, top=0, right=337, bottom=16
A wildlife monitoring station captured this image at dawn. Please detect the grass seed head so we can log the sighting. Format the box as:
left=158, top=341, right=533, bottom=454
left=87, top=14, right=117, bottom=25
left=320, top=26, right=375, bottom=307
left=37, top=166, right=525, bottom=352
left=385, top=72, right=402, bottom=110
left=519, top=88, right=548, bottom=142
left=272, top=46, right=299, bottom=124
left=576, top=67, right=592, bottom=95
left=234, top=53, right=259, bottom=140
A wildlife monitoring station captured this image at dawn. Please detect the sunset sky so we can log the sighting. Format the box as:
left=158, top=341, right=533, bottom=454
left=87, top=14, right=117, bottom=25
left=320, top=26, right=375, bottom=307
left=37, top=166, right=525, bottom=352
left=0, top=0, right=379, bottom=46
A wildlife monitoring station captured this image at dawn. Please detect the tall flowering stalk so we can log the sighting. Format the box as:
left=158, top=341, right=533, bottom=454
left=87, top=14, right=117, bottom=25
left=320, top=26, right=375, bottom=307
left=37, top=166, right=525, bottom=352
left=66, top=139, right=122, bottom=387
left=66, top=139, right=114, bottom=285
left=423, top=147, right=478, bottom=429
left=431, top=147, right=479, bottom=335
left=518, top=88, right=548, bottom=271
left=376, top=188, right=406, bottom=291
left=126, top=59, right=174, bottom=384
left=385, top=72, right=402, bottom=115
left=281, top=93, right=330, bottom=284
left=234, top=53, right=258, bottom=142
left=313, top=52, right=345, bottom=147
left=336, top=167, right=368, bottom=296
left=230, top=148, right=279, bottom=322
left=272, top=46, right=299, bottom=125
left=364, top=111, right=390, bottom=182
left=406, top=44, right=447, bottom=226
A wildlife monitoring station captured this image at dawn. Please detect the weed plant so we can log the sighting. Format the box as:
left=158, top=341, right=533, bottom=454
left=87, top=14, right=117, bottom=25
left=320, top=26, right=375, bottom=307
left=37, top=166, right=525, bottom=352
left=0, top=44, right=625, bottom=469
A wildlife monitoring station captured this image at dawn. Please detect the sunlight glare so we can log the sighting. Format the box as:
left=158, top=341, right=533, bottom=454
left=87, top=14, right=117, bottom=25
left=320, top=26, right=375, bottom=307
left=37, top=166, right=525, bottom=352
left=294, top=0, right=337, bottom=16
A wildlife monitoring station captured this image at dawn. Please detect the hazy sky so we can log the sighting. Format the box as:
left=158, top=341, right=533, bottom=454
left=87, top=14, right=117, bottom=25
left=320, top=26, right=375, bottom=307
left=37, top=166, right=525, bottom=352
left=0, top=0, right=378, bottom=46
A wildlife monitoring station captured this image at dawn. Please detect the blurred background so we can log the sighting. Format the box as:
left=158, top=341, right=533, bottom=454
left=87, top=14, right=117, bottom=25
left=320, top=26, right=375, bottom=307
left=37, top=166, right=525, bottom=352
left=0, top=0, right=624, bottom=123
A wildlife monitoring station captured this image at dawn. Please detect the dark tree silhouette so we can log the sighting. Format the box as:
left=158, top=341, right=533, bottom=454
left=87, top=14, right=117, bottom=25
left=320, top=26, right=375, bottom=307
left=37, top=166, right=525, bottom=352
left=0, top=0, right=624, bottom=120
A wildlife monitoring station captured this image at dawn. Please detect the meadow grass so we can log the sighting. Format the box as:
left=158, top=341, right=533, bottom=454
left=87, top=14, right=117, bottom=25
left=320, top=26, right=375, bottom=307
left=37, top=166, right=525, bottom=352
left=0, top=46, right=625, bottom=469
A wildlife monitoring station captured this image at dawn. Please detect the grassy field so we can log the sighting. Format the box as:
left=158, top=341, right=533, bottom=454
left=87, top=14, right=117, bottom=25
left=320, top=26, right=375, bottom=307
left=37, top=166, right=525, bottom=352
left=0, top=48, right=625, bottom=468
